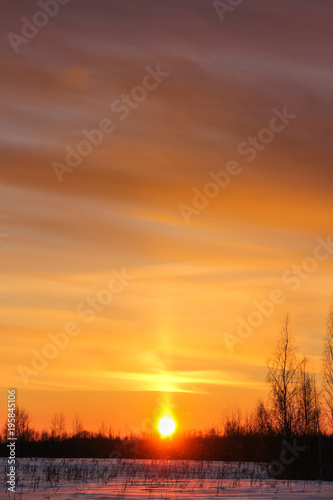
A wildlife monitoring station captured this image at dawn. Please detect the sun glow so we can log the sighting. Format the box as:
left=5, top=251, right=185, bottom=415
left=158, top=416, right=176, bottom=437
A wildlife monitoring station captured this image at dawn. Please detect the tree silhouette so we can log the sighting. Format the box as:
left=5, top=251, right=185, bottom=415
left=323, top=301, right=333, bottom=430
left=266, top=315, right=303, bottom=438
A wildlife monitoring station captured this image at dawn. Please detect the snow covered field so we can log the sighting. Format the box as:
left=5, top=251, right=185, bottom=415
left=1, top=458, right=332, bottom=499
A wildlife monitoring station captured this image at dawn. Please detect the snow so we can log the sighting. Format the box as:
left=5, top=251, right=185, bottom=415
left=1, top=458, right=332, bottom=499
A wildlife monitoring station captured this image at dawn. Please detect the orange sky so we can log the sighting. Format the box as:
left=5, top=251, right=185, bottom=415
left=1, top=0, right=333, bottom=434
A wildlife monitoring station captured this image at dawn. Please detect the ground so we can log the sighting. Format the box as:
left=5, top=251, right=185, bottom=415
left=1, top=458, right=332, bottom=499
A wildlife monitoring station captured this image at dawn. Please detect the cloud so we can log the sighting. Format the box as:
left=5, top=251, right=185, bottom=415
left=1, top=0, right=332, bottom=431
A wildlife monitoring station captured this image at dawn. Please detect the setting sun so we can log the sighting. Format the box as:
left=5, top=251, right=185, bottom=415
left=158, top=416, right=176, bottom=437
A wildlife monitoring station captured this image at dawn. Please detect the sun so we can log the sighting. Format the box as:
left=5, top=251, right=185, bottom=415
left=158, top=416, right=176, bottom=437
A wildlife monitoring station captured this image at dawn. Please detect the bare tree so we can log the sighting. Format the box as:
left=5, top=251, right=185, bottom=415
left=243, top=409, right=256, bottom=435
left=51, top=412, right=66, bottom=439
left=51, top=413, right=58, bottom=438
left=221, top=405, right=243, bottom=437
left=254, top=400, right=273, bottom=435
left=98, top=421, right=107, bottom=438
left=2, top=407, right=34, bottom=441
left=296, top=358, right=321, bottom=436
left=323, top=301, right=333, bottom=430
left=266, top=315, right=303, bottom=438
left=58, top=412, right=66, bottom=439
left=73, top=414, right=84, bottom=437
left=16, top=407, right=34, bottom=440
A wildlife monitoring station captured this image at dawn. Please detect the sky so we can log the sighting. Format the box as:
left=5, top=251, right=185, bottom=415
left=1, top=0, right=333, bottom=435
